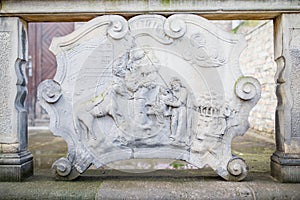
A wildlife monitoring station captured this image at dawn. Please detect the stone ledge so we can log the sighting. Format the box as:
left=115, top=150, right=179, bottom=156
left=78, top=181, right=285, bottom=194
left=96, top=175, right=300, bottom=200
left=1, top=0, right=300, bottom=21
left=0, top=171, right=299, bottom=199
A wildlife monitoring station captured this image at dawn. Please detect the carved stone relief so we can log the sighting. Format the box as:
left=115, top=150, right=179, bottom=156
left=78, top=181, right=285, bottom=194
left=38, top=14, right=261, bottom=181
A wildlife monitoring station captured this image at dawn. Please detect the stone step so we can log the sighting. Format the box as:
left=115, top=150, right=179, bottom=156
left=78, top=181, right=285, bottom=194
left=0, top=170, right=299, bottom=199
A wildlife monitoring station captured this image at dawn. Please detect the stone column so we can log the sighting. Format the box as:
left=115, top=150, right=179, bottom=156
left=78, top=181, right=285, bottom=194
left=0, top=17, right=33, bottom=181
left=272, top=14, right=300, bottom=182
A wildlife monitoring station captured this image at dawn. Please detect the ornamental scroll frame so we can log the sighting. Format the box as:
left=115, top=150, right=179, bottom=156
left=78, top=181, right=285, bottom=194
left=38, top=14, right=261, bottom=181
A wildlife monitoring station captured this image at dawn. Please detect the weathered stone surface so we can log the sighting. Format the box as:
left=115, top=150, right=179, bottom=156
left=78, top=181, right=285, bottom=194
left=0, top=17, right=33, bottom=181
left=272, top=13, right=300, bottom=182
left=38, top=14, right=260, bottom=181
left=0, top=28, right=14, bottom=143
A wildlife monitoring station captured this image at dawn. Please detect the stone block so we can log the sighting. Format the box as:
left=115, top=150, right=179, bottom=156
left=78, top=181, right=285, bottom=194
left=271, top=153, right=300, bottom=183
left=0, top=151, right=33, bottom=181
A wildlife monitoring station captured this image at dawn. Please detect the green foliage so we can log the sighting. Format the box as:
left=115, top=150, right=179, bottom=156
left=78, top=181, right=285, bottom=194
left=162, top=0, right=170, bottom=6
left=170, top=161, right=186, bottom=169
left=231, top=20, right=263, bottom=34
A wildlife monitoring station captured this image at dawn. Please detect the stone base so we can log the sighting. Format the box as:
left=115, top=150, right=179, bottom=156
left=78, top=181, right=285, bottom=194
left=271, top=152, right=300, bottom=183
left=0, top=151, right=33, bottom=181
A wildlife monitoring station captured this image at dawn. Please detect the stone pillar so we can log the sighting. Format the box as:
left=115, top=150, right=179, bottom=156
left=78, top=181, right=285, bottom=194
left=272, top=14, right=300, bottom=182
left=0, top=17, right=33, bottom=181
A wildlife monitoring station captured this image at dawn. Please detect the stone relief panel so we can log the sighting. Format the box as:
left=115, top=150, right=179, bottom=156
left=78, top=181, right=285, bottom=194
left=38, top=14, right=261, bottom=181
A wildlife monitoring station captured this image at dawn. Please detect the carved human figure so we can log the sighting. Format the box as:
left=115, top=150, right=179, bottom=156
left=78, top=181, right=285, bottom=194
left=75, top=54, right=129, bottom=140
left=165, top=78, right=188, bottom=144
left=125, top=49, right=158, bottom=130
left=146, top=87, right=173, bottom=123
left=111, top=53, right=132, bottom=99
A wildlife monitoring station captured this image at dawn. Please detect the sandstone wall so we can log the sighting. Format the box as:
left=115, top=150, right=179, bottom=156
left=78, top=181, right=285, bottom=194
left=239, top=20, right=276, bottom=136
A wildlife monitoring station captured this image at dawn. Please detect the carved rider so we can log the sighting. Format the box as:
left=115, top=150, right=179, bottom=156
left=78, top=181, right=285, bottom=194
left=125, top=49, right=158, bottom=130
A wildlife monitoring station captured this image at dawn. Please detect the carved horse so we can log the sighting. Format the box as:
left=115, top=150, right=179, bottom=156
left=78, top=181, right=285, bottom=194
left=74, top=89, right=121, bottom=140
